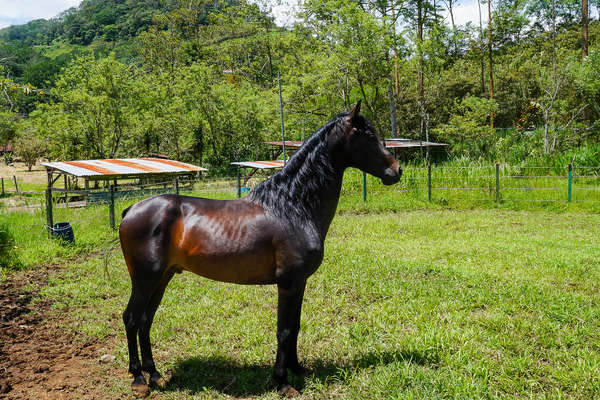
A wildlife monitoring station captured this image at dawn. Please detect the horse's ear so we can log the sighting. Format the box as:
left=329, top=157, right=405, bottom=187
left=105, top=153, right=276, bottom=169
left=350, top=100, right=361, bottom=119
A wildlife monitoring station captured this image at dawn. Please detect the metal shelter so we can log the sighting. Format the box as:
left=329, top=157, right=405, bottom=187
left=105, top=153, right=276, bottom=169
left=232, top=138, right=447, bottom=199
left=41, top=158, right=207, bottom=231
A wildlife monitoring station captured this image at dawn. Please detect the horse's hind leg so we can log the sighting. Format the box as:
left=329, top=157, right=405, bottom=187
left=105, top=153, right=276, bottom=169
left=139, top=269, right=175, bottom=388
left=123, top=285, right=152, bottom=397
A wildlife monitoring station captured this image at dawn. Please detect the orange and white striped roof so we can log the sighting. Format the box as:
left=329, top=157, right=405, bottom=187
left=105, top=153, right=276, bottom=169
left=41, top=158, right=207, bottom=178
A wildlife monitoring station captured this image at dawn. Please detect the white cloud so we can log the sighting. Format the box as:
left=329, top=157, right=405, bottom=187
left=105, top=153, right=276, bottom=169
left=0, top=0, right=81, bottom=29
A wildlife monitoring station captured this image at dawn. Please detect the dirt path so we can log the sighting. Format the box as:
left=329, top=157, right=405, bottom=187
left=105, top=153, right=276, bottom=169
left=0, top=265, right=126, bottom=399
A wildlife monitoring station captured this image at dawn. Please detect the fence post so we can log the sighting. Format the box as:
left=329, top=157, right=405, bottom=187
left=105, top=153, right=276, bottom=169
left=427, top=163, right=432, bottom=202
left=13, top=175, right=19, bottom=195
left=174, top=176, right=179, bottom=195
left=495, top=163, right=500, bottom=203
left=237, top=167, right=241, bottom=198
left=568, top=163, right=572, bottom=203
left=1, top=177, right=4, bottom=196
left=109, top=184, right=115, bottom=230
left=45, top=171, right=53, bottom=237
left=362, top=171, right=367, bottom=203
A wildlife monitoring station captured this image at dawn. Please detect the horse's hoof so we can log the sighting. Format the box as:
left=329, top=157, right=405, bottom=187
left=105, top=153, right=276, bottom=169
left=131, top=382, right=150, bottom=398
left=277, top=384, right=300, bottom=398
left=149, top=372, right=167, bottom=388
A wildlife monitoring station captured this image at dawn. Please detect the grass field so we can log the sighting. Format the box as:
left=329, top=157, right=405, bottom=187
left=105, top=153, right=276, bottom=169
left=2, top=162, right=600, bottom=398
left=19, top=208, right=598, bottom=399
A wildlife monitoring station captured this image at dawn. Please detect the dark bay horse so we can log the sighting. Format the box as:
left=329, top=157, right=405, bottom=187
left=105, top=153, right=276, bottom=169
left=119, top=101, right=401, bottom=397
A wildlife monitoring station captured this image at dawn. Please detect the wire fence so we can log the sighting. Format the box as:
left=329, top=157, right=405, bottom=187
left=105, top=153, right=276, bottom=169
left=343, top=164, right=600, bottom=205
left=1, top=163, right=599, bottom=252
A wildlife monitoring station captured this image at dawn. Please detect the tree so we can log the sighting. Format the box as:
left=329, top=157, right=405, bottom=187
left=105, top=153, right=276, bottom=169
left=38, top=54, right=143, bottom=159
left=15, top=128, right=45, bottom=171
left=0, top=110, right=17, bottom=149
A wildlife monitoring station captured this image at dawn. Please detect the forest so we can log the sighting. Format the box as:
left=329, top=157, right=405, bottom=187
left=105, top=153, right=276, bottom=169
left=0, top=0, right=599, bottom=174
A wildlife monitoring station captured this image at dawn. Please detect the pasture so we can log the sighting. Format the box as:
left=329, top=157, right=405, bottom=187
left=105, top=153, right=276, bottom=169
left=2, top=195, right=599, bottom=398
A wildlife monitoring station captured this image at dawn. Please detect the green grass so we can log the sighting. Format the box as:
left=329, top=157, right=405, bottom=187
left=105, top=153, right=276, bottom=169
left=34, top=209, right=600, bottom=399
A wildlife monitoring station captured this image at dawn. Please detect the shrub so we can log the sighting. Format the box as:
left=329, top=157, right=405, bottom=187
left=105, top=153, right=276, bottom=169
left=0, top=223, right=19, bottom=270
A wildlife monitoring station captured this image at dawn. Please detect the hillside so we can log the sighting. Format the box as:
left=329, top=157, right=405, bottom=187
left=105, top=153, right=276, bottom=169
left=0, top=0, right=174, bottom=45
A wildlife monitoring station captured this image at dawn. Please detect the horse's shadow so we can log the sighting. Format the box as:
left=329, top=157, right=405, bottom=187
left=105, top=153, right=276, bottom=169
left=160, top=347, right=440, bottom=397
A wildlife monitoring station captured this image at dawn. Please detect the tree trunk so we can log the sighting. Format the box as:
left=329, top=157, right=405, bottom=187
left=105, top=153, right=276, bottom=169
left=582, top=0, right=589, bottom=58
left=488, top=0, right=495, bottom=129
left=478, top=0, right=485, bottom=94
left=582, top=0, right=590, bottom=123
left=447, top=0, right=458, bottom=55
left=417, top=0, right=425, bottom=134
left=388, top=76, right=398, bottom=138
left=544, top=118, right=549, bottom=154
left=391, top=4, right=400, bottom=95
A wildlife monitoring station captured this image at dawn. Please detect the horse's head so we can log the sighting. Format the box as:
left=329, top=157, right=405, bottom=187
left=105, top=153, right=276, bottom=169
left=337, top=101, right=401, bottom=185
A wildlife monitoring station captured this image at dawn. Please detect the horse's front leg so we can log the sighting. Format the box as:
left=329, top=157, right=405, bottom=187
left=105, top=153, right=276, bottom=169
left=274, top=278, right=306, bottom=397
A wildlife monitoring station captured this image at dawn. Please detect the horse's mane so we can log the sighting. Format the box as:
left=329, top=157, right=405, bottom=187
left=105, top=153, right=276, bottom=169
left=247, top=113, right=349, bottom=222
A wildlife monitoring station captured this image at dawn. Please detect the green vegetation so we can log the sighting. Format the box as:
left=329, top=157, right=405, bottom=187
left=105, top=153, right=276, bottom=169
left=24, top=208, right=598, bottom=399
left=1, top=2, right=598, bottom=397
left=0, top=0, right=598, bottom=174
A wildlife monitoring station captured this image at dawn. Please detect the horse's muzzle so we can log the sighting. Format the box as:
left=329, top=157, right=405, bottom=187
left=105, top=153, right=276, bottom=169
left=381, top=165, right=402, bottom=185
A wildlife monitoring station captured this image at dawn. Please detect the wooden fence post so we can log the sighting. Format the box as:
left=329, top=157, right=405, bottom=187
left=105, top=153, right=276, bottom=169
left=1, top=177, right=4, bottom=196
left=174, top=176, right=179, bottom=195
left=13, top=175, right=19, bottom=195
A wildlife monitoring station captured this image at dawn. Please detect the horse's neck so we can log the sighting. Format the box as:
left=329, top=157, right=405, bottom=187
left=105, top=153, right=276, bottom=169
left=278, top=142, right=345, bottom=239
left=303, top=169, right=344, bottom=239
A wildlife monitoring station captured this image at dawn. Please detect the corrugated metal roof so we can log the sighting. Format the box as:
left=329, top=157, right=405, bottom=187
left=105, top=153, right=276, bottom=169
left=384, top=139, right=447, bottom=148
left=41, top=158, right=207, bottom=179
left=231, top=160, right=285, bottom=169
left=264, top=141, right=304, bottom=148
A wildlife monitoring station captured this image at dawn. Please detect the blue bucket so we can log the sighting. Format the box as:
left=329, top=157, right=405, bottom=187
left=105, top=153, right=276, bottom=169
left=241, top=187, right=251, bottom=194
left=52, top=222, right=74, bottom=244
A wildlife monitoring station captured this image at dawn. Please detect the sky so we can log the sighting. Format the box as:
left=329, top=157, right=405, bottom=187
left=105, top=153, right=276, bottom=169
left=0, top=0, right=81, bottom=29
left=0, top=0, right=488, bottom=31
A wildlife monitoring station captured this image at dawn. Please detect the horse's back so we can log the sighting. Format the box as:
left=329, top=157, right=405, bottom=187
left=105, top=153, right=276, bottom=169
left=120, top=194, right=282, bottom=285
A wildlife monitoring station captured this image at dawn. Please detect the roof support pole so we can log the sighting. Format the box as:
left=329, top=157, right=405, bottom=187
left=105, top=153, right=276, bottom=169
left=63, top=174, right=68, bottom=206
left=237, top=167, right=241, bottom=198
left=109, top=184, right=116, bottom=230
left=278, top=71, right=286, bottom=164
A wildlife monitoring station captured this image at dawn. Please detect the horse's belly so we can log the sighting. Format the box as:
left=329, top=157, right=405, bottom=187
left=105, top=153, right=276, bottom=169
left=170, top=200, right=282, bottom=285
left=181, top=249, right=277, bottom=284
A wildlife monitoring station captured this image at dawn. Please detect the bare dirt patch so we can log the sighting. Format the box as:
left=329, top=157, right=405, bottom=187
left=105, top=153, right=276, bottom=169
left=0, top=265, right=125, bottom=400
left=0, top=162, right=46, bottom=187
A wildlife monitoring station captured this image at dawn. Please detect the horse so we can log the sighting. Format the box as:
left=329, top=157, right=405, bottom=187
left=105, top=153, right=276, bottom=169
left=119, top=101, right=401, bottom=397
